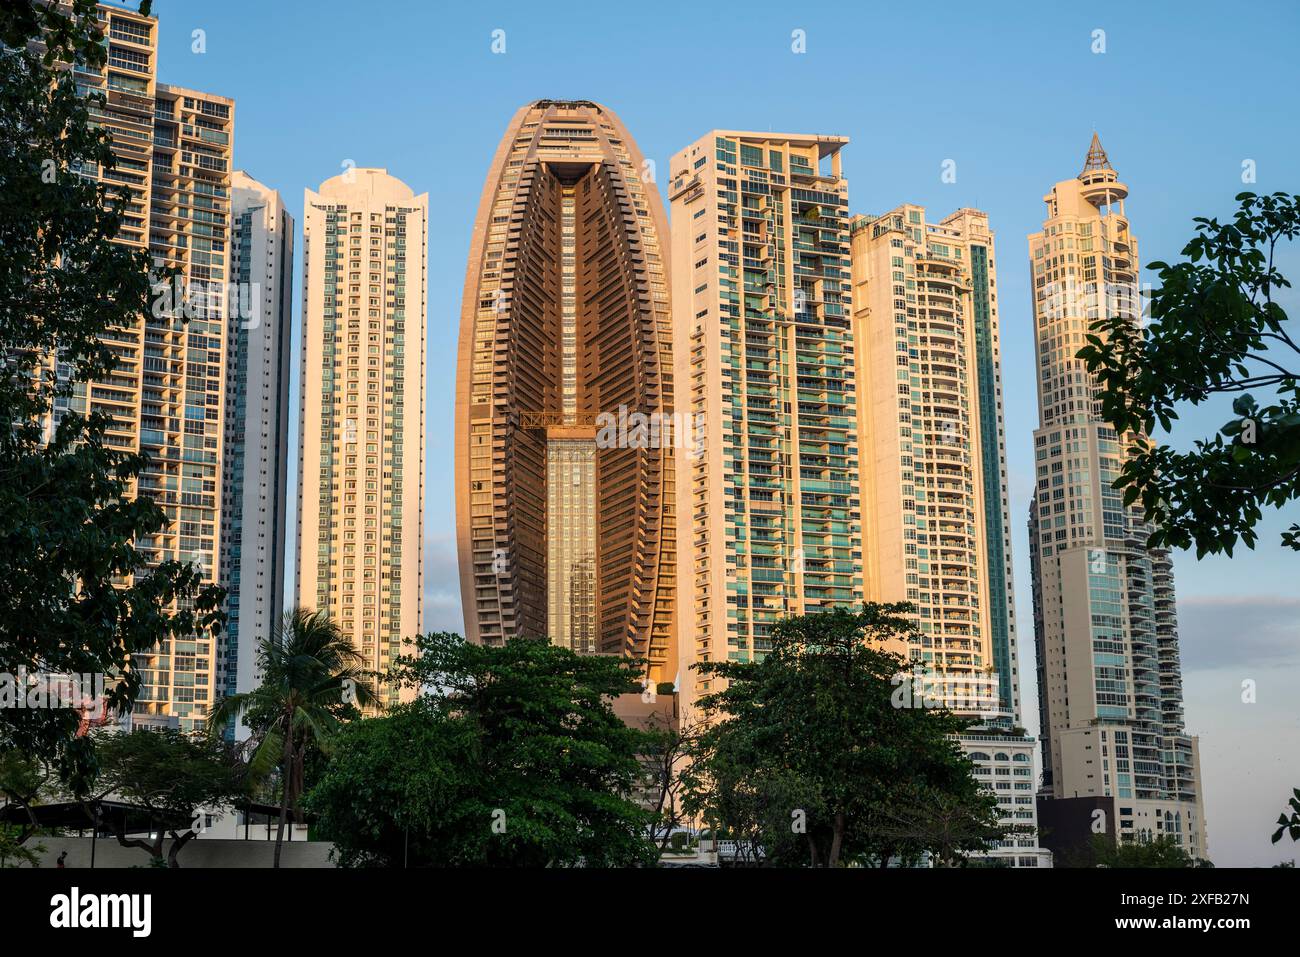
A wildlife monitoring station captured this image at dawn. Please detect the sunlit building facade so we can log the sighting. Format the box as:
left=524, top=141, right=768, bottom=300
left=455, top=100, right=677, bottom=683
left=850, top=204, right=1048, bottom=866
left=41, top=4, right=235, bottom=732
left=668, top=131, right=863, bottom=717
left=1028, top=136, right=1206, bottom=857
left=298, top=168, right=427, bottom=706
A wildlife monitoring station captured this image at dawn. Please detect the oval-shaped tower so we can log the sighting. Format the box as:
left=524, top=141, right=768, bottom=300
left=455, top=100, right=675, bottom=682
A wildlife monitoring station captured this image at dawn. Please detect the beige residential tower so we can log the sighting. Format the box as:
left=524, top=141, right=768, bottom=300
left=40, top=4, right=235, bottom=732
left=850, top=204, right=1048, bottom=866
left=668, top=131, right=863, bottom=719
left=1028, top=136, right=1206, bottom=857
left=298, top=168, right=427, bottom=704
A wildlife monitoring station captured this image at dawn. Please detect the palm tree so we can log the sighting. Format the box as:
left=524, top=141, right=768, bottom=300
left=207, top=608, right=377, bottom=867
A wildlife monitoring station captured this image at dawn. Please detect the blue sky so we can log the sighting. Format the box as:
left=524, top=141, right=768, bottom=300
left=139, top=0, right=1300, bottom=865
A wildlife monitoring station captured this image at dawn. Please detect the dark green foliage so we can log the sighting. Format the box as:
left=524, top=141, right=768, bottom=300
left=307, top=633, right=656, bottom=867
left=93, top=727, right=246, bottom=867
left=207, top=608, right=376, bottom=867
left=1074, top=833, right=1204, bottom=869
left=1078, top=191, right=1300, bottom=558
left=0, top=0, right=222, bottom=786
left=1271, top=788, right=1300, bottom=845
left=0, top=749, right=51, bottom=866
left=681, top=604, right=1007, bottom=867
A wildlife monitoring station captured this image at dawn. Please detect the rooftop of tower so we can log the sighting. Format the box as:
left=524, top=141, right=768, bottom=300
left=709, top=130, right=849, bottom=158
left=311, top=167, right=424, bottom=204
left=531, top=98, right=603, bottom=111
left=1080, top=131, right=1113, bottom=175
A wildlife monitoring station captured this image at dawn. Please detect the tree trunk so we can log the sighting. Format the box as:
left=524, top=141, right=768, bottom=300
left=828, top=811, right=846, bottom=868
left=274, top=727, right=294, bottom=868
left=291, top=746, right=305, bottom=823
left=111, top=816, right=164, bottom=865
left=166, top=829, right=196, bottom=868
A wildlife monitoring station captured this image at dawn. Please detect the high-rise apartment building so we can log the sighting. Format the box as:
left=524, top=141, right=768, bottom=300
left=668, top=132, right=862, bottom=716
left=134, top=79, right=235, bottom=731
left=44, top=4, right=234, bottom=732
left=850, top=206, right=1017, bottom=706
left=298, top=168, right=427, bottom=704
left=455, top=100, right=677, bottom=683
left=1028, top=136, right=1206, bottom=857
left=217, top=171, right=293, bottom=736
left=850, top=205, right=1048, bottom=866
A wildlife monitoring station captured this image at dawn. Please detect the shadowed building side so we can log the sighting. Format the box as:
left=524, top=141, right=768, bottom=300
left=455, top=100, right=676, bottom=683
left=218, top=171, right=294, bottom=739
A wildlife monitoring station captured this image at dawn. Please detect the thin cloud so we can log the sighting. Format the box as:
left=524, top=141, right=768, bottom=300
left=1177, top=594, right=1300, bottom=671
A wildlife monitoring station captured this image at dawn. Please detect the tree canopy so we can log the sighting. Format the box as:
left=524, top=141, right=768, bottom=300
left=681, top=604, right=1007, bottom=867
left=91, top=727, right=246, bottom=867
left=307, top=633, right=656, bottom=867
left=0, top=0, right=222, bottom=786
left=1079, top=191, right=1300, bottom=557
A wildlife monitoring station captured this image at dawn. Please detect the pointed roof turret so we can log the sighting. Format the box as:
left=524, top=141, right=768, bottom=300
left=1080, top=132, right=1112, bottom=174
left=1076, top=131, right=1127, bottom=205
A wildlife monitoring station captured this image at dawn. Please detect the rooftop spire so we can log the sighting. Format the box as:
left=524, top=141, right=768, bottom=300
left=1080, top=131, right=1112, bottom=174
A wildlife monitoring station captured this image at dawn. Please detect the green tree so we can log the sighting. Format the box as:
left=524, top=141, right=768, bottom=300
left=1271, top=788, right=1300, bottom=845
left=1083, top=834, right=1199, bottom=869
left=305, top=699, right=477, bottom=867
left=681, top=604, right=1007, bottom=867
left=0, top=0, right=223, bottom=787
left=308, top=633, right=656, bottom=867
left=91, top=727, right=245, bottom=867
left=0, top=750, right=52, bottom=867
left=207, top=608, right=375, bottom=868
left=0, top=826, right=43, bottom=868
left=639, top=712, right=703, bottom=853
left=1079, top=191, right=1300, bottom=558
left=864, top=783, right=1020, bottom=868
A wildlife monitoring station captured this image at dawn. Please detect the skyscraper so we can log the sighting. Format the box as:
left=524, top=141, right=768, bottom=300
left=850, top=206, right=1018, bottom=704
left=299, top=168, right=427, bottom=703
left=42, top=4, right=234, bottom=732
left=668, top=132, right=862, bottom=717
left=217, top=171, right=294, bottom=737
left=455, top=100, right=677, bottom=684
left=850, top=204, right=1048, bottom=866
left=1028, top=136, right=1206, bottom=857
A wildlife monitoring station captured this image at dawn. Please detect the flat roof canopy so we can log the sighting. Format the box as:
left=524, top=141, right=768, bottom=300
left=0, top=799, right=313, bottom=834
